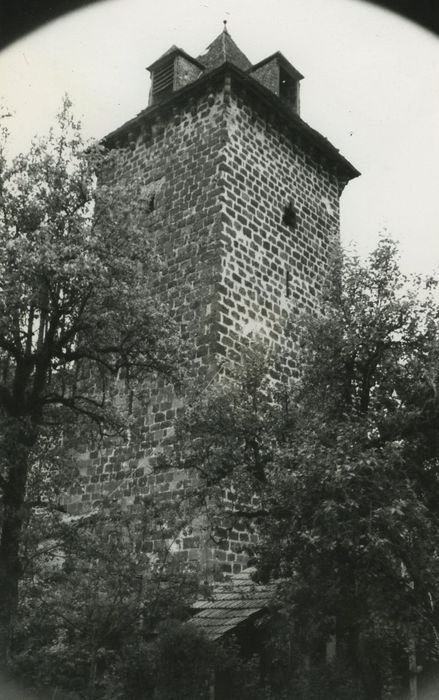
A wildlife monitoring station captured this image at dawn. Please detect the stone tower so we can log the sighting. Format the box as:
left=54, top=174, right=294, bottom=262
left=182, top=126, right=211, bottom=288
left=71, top=26, right=358, bottom=574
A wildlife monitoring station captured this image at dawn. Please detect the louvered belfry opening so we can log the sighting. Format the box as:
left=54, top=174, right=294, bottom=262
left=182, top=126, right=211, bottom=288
left=151, top=58, right=174, bottom=102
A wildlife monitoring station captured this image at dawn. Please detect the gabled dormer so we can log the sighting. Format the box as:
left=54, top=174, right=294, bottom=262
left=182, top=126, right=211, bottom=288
left=147, top=46, right=204, bottom=105
left=250, top=52, right=303, bottom=115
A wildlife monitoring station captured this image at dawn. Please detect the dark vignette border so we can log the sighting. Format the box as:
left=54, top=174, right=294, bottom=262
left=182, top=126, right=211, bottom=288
left=0, top=0, right=438, bottom=51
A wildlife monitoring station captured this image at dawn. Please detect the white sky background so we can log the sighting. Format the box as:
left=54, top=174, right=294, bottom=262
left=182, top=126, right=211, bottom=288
left=0, top=0, right=438, bottom=275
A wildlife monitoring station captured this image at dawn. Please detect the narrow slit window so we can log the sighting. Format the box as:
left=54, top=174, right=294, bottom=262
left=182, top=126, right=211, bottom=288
left=127, top=389, right=134, bottom=416
left=286, top=269, right=291, bottom=298
left=148, top=194, right=155, bottom=213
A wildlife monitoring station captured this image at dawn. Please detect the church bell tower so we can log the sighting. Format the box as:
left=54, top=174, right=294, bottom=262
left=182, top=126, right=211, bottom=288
left=73, top=25, right=359, bottom=575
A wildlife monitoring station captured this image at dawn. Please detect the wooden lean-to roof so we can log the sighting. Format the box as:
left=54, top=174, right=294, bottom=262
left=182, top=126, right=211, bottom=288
left=189, top=568, right=276, bottom=640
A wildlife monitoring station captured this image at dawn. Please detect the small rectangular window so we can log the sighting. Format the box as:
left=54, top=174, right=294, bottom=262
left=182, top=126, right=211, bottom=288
left=282, top=202, right=297, bottom=229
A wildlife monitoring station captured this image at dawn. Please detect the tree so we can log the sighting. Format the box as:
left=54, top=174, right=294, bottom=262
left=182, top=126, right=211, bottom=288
left=174, top=239, right=439, bottom=699
left=0, top=98, right=180, bottom=661
left=10, top=497, right=206, bottom=699
left=169, top=343, right=295, bottom=554
left=261, top=240, right=439, bottom=698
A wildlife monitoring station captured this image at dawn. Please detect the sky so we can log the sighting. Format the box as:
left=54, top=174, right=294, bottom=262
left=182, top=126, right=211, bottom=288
left=0, top=0, right=438, bottom=275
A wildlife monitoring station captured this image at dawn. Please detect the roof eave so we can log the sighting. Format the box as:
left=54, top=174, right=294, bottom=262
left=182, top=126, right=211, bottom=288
left=147, top=47, right=205, bottom=72
left=103, top=61, right=359, bottom=182
left=250, top=51, right=304, bottom=81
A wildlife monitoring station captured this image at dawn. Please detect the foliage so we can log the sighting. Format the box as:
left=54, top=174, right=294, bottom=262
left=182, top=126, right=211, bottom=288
left=175, top=345, right=284, bottom=481
left=259, top=240, right=439, bottom=662
left=0, top=96, right=179, bottom=437
left=171, top=344, right=294, bottom=539
left=3, top=94, right=438, bottom=699
left=11, top=498, right=276, bottom=700
left=0, top=96, right=181, bottom=659
left=11, top=498, right=203, bottom=699
left=153, top=622, right=216, bottom=700
left=289, top=660, right=367, bottom=700
left=175, top=238, right=439, bottom=698
left=154, top=629, right=274, bottom=700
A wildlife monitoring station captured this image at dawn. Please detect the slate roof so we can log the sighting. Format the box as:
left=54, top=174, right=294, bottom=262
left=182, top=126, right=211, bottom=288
left=252, top=51, right=304, bottom=81
left=189, top=568, right=276, bottom=640
left=147, top=45, right=205, bottom=72
left=197, top=25, right=252, bottom=72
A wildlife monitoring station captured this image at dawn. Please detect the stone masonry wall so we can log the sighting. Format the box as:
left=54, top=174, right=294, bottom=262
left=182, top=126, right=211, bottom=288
left=205, top=87, right=343, bottom=573
left=70, top=88, right=228, bottom=516
left=216, top=93, right=341, bottom=378
left=69, top=76, right=345, bottom=577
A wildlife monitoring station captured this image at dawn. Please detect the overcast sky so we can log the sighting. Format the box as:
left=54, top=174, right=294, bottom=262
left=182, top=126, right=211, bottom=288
left=0, top=0, right=438, bottom=275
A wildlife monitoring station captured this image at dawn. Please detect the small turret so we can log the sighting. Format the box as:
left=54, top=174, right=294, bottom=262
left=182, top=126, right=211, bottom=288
left=250, top=52, right=303, bottom=114
left=147, top=46, right=204, bottom=105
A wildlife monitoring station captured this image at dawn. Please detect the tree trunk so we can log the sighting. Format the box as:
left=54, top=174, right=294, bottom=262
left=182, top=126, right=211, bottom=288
left=208, top=668, right=215, bottom=700
left=0, top=440, right=31, bottom=664
left=408, top=628, right=418, bottom=700
left=347, top=623, right=382, bottom=700
left=86, top=651, right=97, bottom=700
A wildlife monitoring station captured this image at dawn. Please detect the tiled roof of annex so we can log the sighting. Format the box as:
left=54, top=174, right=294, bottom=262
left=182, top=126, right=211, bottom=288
left=189, top=568, right=276, bottom=640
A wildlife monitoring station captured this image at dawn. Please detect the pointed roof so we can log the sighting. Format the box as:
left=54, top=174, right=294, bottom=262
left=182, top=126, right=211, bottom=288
left=197, top=22, right=251, bottom=72
left=252, top=51, right=304, bottom=81
left=147, top=45, right=204, bottom=72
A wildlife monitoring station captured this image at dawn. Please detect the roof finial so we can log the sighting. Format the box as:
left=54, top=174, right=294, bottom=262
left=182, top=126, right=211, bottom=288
left=223, top=19, right=229, bottom=34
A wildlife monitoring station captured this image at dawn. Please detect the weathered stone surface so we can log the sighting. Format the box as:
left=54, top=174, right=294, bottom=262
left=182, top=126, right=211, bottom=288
left=68, top=58, right=354, bottom=576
